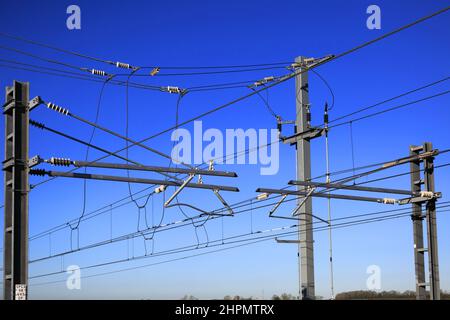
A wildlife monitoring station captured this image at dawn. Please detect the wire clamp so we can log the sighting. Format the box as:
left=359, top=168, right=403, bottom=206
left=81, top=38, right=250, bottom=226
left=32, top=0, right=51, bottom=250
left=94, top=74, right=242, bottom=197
left=256, top=192, right=269, bottom=201
left=382, top=198, right=396, bottom=205
left=150, top=67, right=160, bottom=76
left=251, top=76, right=275, bottom=88
left=162, top=86, right=186, bottom=95
left=420, top=191, right=434, bottom=198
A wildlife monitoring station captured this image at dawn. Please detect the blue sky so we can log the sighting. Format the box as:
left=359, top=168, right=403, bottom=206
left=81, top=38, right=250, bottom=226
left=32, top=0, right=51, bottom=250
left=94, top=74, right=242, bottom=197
left=0, top=0, right=449, bottom=299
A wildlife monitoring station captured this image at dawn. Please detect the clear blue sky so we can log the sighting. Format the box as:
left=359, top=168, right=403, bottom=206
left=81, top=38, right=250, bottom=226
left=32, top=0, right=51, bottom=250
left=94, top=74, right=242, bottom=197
left=0, top=0, right=449, bottom=299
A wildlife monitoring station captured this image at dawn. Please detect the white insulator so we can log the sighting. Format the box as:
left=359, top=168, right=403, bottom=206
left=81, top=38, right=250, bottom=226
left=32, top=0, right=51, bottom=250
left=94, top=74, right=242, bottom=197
left=91, top=69, right=107, bottom=76
left=155, top=185, right=167, bottom=194
left=253, top=76, right=275, bottom=87
left=257, top=193, right=269, bottom=201
left=46, top=102, right=69, bottom=115
left=166, top=86, right=181, bottom=94
left=115, top=61, right=131, bottom=69
left=208, top=160, right=214, bottom=171
left=303, top=57, right=316, bottom=65
left=383, top=198, right=396, bottom=205
left=420, top=191, right=434, bottom=198
left=49, top=157, right=71, bottom=166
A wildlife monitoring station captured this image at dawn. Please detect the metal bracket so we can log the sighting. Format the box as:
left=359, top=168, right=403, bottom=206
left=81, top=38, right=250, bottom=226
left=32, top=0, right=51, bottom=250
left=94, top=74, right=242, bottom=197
left=410, top=214, right=426, bottom=221
left=2, top=157, right=28, bottom=170
left=28, top=96, right=42, bottom=111
left=27, top=155, right=42, bottom=168
left=3, top=100, right=15, bottom=114
left=398, top=192, right=442, bottom=205
left=281, top=127, right=325, bottom=144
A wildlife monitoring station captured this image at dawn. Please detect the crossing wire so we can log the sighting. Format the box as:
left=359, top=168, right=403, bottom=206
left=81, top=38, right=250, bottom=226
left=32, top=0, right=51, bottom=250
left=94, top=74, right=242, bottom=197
left=27, top=208, right=450, bottom=282
left=2, top=7, right=449, bottom=288
left=27, top=5, right=450, bottom=191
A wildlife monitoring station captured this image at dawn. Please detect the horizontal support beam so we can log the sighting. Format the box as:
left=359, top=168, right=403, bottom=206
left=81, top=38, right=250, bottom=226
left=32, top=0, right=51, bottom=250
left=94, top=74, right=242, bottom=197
left=31, top=170, right=239, bottom=192
left=275, top=238, right=314, bottom=244
left=281, top=127, right=325, bottom=144
left=256, top=188, right=395, bottom=204
left=398, top=193, right=441, bottom=205
left=71, top=160, right=237, bottom=178
left=289, top=180, right=413, bottom=195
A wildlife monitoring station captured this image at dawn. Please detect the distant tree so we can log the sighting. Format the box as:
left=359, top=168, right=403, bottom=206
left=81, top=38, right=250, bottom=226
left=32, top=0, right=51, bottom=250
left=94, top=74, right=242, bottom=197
left=272, top=295, right=281, bottom=300
left=223, top=295, right=232, bottom=300
left=334, top=290, right=450, bottom=300
left=181, top=295, right=198, bottom=300
left=280, top=293, right=295, bottom=300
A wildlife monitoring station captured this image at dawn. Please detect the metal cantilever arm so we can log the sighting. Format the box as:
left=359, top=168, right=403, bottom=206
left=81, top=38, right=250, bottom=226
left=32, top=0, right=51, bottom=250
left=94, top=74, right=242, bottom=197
left=292, top=187, right=316, bottom=216
left=164, top=174, right=195, bottom=207
left=71, top=160, right=238, bottom=178
left=162, top=175, right=235, bottom=216
left=255, top=187, right=397, bottom=204
left=212, top=189, right=234, bottom=216
left=269, top=194, right=288, bottom=216
left=289, top=180, right=413, bottom=195
left=275, top=238, right=315, bottom=244
left=29, top=170, right=239, bottom=192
